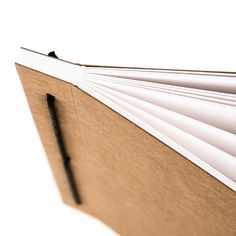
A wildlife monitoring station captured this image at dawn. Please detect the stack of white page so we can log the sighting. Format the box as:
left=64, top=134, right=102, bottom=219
left=17, top=48, right=236, bottom=191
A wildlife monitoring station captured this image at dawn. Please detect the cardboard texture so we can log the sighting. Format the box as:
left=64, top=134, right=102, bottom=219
left=16, top=64, right=236, bottom=236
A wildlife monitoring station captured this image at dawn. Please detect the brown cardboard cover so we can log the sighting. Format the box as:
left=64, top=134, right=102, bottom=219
left=16, top=64, right=236, bottom=236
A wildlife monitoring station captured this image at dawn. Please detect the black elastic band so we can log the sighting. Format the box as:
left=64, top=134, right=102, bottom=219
left=48, top=51, right=58, bottom=59
left=47, top=93, right=81, bottom=204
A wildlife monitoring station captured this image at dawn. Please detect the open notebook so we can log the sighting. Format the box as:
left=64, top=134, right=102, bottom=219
left=17, top=48, right=236, bottom=192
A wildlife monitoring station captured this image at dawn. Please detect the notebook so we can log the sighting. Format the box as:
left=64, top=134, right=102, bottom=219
left=16, top=48, right=236, bottom=236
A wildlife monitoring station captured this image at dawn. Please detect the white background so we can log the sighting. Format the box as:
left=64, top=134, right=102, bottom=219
left=0, top=1, right=236, bottom=235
